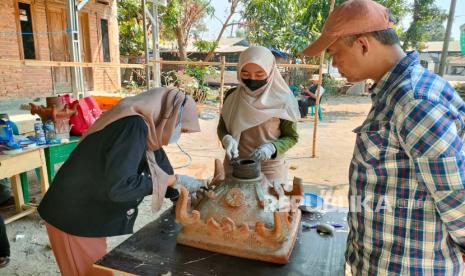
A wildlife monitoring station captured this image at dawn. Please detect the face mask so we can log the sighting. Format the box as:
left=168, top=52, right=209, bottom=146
left=168, top=104, right=184, bottom=144
left=168, top=123, right=181, bottom=144
left=242, top=78, right=268, bottom=91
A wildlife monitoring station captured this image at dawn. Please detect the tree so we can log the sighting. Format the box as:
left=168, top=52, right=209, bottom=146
left=242, top=0, right=408, bottom=56
left=117, top=0, right=145, bottom=83
left=203, top=0, right=244, bottom=61
left=235, top=28, right=246, bottom=38
left=401, top=0, right=447, bottom=50
left=422, top=18, right=447, bottom=41
left=118, top=0, right=144, bottom=57
left=243, top=0, right=325, bottom=56
left=159, top=0, right=214, bottom=60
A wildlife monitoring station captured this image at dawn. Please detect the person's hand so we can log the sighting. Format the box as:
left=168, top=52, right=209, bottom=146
left=175, top=175, right=208, bottom=193
left=250, top=143, right=276, bottom=161
left=167, top=175, right=177, bottom=186
left=462, top=254, right=465, bottom=262
left=222, top=135, right=239, bottom=160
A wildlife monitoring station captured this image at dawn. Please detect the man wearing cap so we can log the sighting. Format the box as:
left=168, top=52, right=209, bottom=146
left=302, top=0, right=465, bottom=274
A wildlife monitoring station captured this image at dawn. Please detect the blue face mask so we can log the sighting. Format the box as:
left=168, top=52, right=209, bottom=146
left=169, top=122, right=181, bottom=144
left=169, top=105, right=184, bottom=144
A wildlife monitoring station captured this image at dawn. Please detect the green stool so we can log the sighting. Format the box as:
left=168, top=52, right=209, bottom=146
left=44, top=137, right=79, bottom=184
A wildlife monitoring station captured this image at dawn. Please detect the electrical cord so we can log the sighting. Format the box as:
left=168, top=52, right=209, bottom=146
left=173, top=142, right=192, bottom=169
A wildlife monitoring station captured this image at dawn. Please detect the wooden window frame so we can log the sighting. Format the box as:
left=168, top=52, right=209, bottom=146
left=14, top=0, right=40, bottom=60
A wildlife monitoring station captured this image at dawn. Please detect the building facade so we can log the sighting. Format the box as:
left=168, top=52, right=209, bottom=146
left=0, top=0, right=121, bottom=100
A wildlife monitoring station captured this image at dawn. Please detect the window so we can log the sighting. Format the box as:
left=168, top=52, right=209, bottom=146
left=18, top=3, right=36, bottom=59
left=100, top=19, right=110, bottom=62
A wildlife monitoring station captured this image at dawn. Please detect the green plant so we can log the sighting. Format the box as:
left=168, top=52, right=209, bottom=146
left=186, top=65, right=219, bottom=102
left=194, top=40, right=219, bottom=53
left=161, top=68, right=217, bottom=103
left=322, top=75, right=341, bottom=96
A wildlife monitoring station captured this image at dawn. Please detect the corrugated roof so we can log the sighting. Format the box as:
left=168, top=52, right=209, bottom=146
left=448, top=55, right=465, bottom=64
left=160, top=38, right=248, bottom=53
left=422, top=41, right=461, bottom=52
left=215, top=45, right=248, bottom=53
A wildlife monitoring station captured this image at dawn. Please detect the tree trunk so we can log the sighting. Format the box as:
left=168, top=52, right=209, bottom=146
left=204, top=0, right=239, bottom=62
left=175, top=27, right=188, bottom=61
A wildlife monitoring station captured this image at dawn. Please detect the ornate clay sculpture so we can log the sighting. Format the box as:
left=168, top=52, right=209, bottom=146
left=176, top=159, right=303, bottom=264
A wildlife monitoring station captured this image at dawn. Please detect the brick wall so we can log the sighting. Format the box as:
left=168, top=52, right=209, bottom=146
left=0, top=0, right=120, bottom=102
left=0, top=0, right=53, bottom=99
left=81, top=0, right=121, bottom=92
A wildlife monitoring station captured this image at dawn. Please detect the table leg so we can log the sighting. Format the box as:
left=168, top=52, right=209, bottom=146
left=39, top=149, right=50, bottom=194
left=10, top=175, right=24, bottom=212
left=38, top=164, right=49, bottom=195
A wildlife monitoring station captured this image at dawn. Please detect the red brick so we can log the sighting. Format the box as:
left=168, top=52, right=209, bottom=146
left=1, top=0, right=120, bottom=100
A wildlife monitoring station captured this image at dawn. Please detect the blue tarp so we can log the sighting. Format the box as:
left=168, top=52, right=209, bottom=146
left=269, top=48, right=290, bottom=59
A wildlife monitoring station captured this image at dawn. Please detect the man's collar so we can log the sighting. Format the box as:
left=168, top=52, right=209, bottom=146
left=370, top=51, right=418, bottom=99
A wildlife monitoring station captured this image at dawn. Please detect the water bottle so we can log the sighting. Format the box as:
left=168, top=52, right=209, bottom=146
left=0, top=114, right=14, bottom=145
left=34, top=118, right=46, bottom=145
left=44, top=119, right=58, bottom=144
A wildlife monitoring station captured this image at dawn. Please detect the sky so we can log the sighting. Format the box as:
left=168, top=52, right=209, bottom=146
left=202, top=0, right=243, bottom=39
left=203, top=0, right=465, bottom=40
left=437, top=0, right=465, bottom=40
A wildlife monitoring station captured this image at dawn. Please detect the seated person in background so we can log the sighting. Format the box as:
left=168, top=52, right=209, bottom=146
left=289, top=84, right=299, bottom=97
left=297, top=79, right=325, bottom=118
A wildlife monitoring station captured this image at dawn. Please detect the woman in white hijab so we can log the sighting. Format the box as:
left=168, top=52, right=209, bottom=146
left=217, top=46, right=300, bottom=189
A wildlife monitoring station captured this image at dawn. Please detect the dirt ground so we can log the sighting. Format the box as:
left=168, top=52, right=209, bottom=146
left=1, top=95, right=372, bottom=275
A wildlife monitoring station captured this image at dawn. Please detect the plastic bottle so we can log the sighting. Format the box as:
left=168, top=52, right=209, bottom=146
left=34, top=118, right=46, bottom=145
left=0, top=114, right=14, bottom=145
left=44, top=119, right=58, bottom=144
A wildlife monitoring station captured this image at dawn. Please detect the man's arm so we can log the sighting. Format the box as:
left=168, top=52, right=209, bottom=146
left=396, top=99, right=465, bottom=255
left=301, top=87, right=317, bottom=99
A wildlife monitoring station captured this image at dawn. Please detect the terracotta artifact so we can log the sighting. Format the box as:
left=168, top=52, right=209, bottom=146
left=176, top=159, right=303, bottom=264
left=30, top=96, right=77, bottom=137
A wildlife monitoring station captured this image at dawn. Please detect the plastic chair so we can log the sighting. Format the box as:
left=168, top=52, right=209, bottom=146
left=310, top=105, right=323, bottom=120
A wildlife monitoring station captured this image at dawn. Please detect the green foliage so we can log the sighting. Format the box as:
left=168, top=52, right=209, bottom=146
left=161, top=65, right=218, bottom=103
left=243, top=0, right=325, bottom=56
left=235, top=28, right=246, bottom=38
left=158, top=0, right=214, bottom=57
left=422, top=19, right=446, bottom=41
left=322, top=75, right=341, bottom=96
left=185, top=65, right=219, bottom=90
left=158, top=0, right=182, bottom=41
left=194, top=40, right=219, bottom=53
left=117, top=0, right=144, bottom=56
left=401, top=0, right=447, bottom=50
left=242, top=0, right=408, bottom=56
